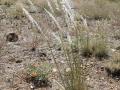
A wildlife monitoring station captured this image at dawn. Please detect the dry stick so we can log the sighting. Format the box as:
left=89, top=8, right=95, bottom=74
left=21, top=6, right=65, bottom=89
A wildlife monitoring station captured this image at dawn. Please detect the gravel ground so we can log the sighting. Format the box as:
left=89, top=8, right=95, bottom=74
left=0, top=3, right=120, bottom=90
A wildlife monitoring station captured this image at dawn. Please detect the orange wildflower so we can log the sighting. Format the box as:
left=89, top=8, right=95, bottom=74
left=31, top=72, right=38, bottom=77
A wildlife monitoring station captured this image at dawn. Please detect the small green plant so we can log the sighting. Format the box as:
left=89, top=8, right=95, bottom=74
left=26, top=62, right=52, bottom=88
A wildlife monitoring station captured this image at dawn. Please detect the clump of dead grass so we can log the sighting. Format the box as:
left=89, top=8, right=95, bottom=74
left=0, top=0, right=17, bottom=7
left=94, top=40, right=109, bottom=60
left=81, top=38, right=94, bottom=57
left=20, top=0, right=88, bottom=90
left=77, top=0, right=120, bottom=20
left=79, top=22, right=109, bottom=59
left=79, top=35, right=108, bottom=59
left=105, top=52, right=120, bottom=78
left=114, top=31, right=120, bottom=40
left=7, top=3, right=25, bottom=19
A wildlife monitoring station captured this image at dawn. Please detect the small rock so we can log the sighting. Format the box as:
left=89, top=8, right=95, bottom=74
left=6, top=33, right=18, bottom=42
left=16, top=60, right=22, bottom=63
left=116, top=46, right=120, bottom=50
left=52, top=68, right=57, bottom=73
left=111, top=49, right=116, bottom=52
left=39, top=52, right=47, bottom=57
left=66, top=68, right=71, bottom=72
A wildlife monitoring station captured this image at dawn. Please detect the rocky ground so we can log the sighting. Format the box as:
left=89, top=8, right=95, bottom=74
left=0, top=0, right=120, bottom=90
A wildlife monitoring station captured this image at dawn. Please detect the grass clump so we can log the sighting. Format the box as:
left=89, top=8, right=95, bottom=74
left=105, top=53, right=120, bottom=79
left=81, top=39, right=94, bottom=58
left=94, top=40, right=109, bottom=60
left=21, top=1, right=88, bottom=89
left=78, top=0, right=120, bottom=20
left=78, top=0, right=111, bottom=20
left=63, top=51, right=87, bottom=90
left=0, top=0, right=16, bottom=7
left=26, top=62, right=52, bottom=88
left=57, top=40, right=88, bottom=90
left=8, top=3, right=25, bottom=19
left=108, top=0, right=120, bottom=2
left=80, top=33, right=108, bottom=59
left=114, top=31, right=120, bottom=40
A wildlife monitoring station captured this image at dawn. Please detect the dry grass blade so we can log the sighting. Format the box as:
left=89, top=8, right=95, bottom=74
left=22, top=4, right=62, bottom=44
left=62, top=0, right=75, bottom=23
left=22, top=6, right=42, bottom=33
left=53, top=79, right=65, bottom=90
left=53, top=0, right=60, bottom=10
left=45, top=8, right=73, bottom=45
left=45, top=8, right=63, bottom=31
left=50, top=32, right=62, bottom=44
left=46, top=0, right=54, bottom=13
left=27, top=0, right=37, bottom=12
